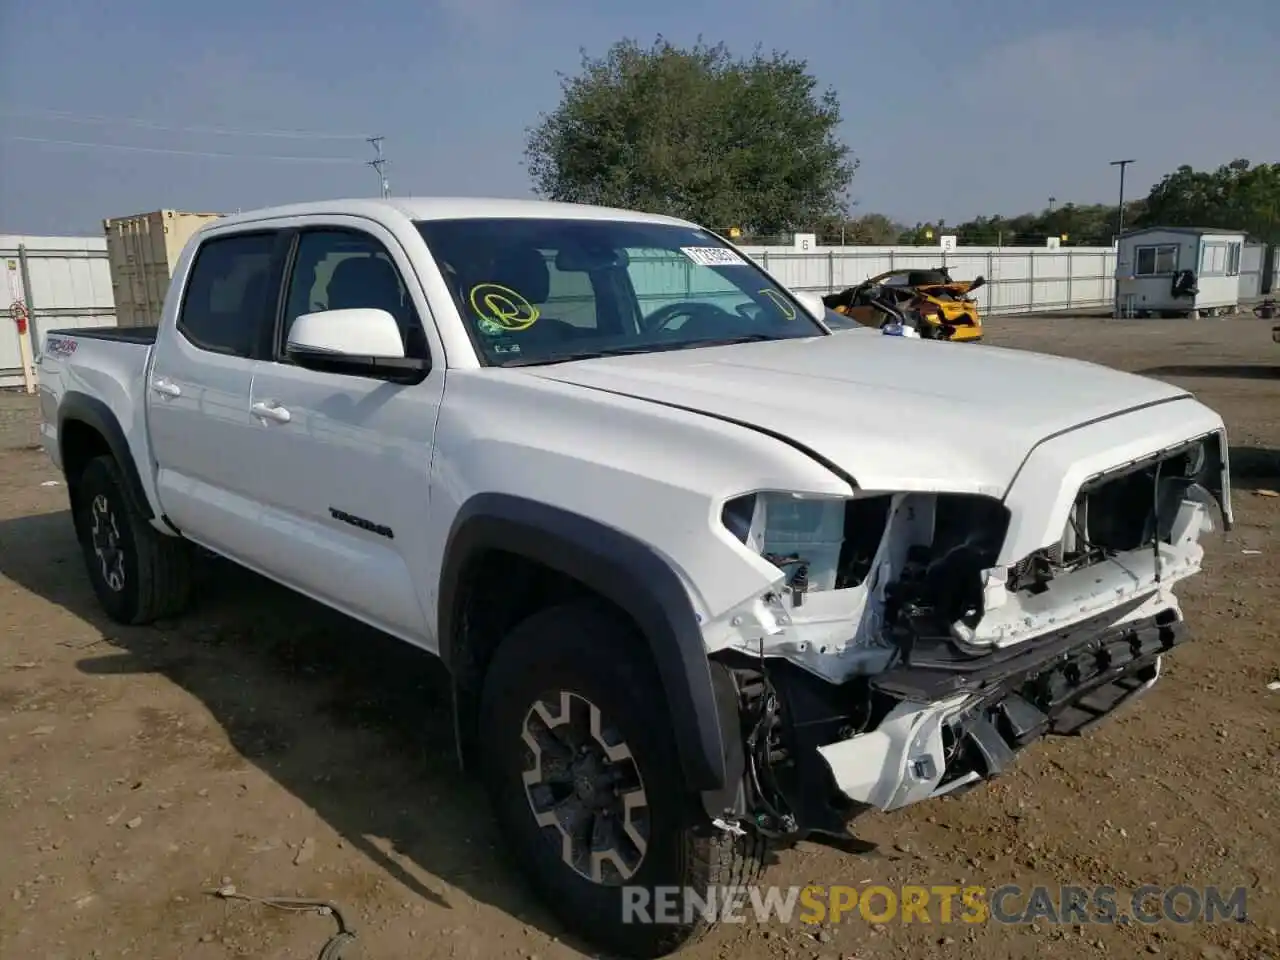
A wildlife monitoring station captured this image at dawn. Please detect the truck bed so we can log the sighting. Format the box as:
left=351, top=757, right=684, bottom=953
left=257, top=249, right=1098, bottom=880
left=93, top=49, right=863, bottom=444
left=37, top=327, right=158, bottom=479
left=46, top=325, right=159, bottom=346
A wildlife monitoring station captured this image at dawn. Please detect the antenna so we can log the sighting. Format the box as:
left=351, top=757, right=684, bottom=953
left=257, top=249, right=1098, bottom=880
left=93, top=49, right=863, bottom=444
left=366, top=136, right=390, bottom=198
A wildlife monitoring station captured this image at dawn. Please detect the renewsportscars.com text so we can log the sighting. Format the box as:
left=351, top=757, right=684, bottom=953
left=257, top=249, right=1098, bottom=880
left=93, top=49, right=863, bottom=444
left=621, top=884, right=1249, bottom=926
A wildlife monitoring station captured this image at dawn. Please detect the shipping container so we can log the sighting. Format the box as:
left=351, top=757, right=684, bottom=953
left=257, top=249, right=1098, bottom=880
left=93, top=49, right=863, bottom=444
left=103, top=209, right=222, bottom=326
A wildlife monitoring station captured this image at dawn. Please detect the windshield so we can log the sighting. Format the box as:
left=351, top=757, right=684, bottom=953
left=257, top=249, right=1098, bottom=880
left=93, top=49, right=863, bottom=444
left=414, top=217, right=827, bottom=366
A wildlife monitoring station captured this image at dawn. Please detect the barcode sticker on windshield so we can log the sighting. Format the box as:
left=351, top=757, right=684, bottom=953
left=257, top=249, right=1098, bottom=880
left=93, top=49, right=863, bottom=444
left=680, top=246, right=746, bottom=267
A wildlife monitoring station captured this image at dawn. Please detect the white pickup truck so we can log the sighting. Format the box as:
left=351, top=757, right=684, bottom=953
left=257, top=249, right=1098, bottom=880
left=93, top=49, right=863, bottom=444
left=37, top=198, right=1231, bottom=957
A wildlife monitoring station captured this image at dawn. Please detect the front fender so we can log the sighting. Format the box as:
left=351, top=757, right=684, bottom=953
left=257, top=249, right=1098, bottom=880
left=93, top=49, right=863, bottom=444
left=438, top=493, right=731, bottom=792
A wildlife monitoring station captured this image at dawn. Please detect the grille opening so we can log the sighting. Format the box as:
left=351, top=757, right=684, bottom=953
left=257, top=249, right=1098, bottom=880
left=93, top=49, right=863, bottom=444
left=1008, top=441, right=1209, bottom=595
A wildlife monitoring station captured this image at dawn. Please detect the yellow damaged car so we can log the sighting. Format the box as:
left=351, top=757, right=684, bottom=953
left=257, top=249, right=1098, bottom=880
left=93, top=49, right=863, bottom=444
left=822, top=267, right=986, bottom=342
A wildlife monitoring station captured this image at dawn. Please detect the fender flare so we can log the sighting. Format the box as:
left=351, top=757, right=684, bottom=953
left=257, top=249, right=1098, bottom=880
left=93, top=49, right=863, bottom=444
left=438, top=493, right=730, bottom=792
left=58, top=391, right=155, bottom=520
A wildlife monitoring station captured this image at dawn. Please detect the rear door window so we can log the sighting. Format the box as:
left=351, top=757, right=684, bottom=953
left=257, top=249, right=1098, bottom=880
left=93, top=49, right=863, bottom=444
left=178, top=232, right=278, bottom=357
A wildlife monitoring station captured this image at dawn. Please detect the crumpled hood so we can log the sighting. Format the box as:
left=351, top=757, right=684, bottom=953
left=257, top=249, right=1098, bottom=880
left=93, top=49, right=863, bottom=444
left=523, top=333, right=1191, bottom=496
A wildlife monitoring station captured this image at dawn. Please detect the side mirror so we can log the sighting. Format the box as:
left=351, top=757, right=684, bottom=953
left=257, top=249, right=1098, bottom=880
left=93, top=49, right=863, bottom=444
left=286, top=308, right=428, bottom=381
left=967, top=275, right=986, bottom=293
left=793, top=291, right=828, bottom=323
left=288, top=308, right=405, bottom=358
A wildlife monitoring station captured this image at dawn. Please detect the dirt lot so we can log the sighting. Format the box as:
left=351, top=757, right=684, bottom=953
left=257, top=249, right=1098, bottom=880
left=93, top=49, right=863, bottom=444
left=1, top=316, right=1277, bottom=960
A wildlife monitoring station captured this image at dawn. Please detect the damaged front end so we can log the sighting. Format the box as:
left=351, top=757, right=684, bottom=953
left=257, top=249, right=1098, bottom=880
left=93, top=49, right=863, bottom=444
left=702, top=431, right=1228, bottom=844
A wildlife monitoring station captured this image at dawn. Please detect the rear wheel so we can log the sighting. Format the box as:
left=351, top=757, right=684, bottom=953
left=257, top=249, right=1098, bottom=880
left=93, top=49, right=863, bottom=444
left=478, top=600, right=767, bottom=959
left=72, top=455, right=193, bottom=625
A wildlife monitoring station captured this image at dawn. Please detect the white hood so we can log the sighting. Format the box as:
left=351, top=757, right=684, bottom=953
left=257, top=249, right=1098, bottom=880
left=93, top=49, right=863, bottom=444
left=524, top=334, right=1191, bottom=497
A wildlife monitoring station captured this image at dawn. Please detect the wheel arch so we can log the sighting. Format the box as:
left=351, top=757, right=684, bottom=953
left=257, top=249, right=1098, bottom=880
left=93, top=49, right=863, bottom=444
left=57, top=391, right=154, bottom=522
left=439, top=493, right=733, bottom=794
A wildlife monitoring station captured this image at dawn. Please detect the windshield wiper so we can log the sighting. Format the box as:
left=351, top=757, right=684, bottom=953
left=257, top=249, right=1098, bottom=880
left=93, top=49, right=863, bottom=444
left=499, top=343, right=664, bottom=367
left=678, top=333, right=780, bottom=348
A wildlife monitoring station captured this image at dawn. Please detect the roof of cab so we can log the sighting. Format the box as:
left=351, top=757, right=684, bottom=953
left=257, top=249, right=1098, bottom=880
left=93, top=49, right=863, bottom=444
left=210, top=196, right=698, bottom=230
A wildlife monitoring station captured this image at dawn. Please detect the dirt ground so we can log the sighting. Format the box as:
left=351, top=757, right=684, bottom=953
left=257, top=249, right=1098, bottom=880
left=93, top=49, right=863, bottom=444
left=1, top=316, right=1277, bottom=960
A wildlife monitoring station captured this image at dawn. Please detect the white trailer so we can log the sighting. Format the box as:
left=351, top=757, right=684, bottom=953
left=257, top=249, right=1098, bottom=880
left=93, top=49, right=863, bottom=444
left=1115, top=226, right=1246, bottom=318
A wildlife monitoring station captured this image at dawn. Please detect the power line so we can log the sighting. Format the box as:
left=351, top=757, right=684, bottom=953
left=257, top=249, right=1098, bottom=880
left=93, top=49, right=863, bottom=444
left=0, top=107, right=368, bottom=141
left=2, top=135, right=365, bottom=163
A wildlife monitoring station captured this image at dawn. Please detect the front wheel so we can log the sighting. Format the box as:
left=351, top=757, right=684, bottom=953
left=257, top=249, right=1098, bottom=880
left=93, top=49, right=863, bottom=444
left=478, top=600, right=767, bottom=959
left=72, top=455, right=193, bottom=625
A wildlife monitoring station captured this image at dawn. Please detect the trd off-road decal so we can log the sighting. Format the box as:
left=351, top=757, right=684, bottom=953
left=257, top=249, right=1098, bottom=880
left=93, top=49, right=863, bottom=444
left=45, top=336, right=78, bottom=358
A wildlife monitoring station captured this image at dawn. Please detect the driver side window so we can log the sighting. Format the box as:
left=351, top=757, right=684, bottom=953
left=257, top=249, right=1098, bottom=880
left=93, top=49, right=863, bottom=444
left=626, top=248, right=755, bottom=327
left=627, top=249, right=691, bottom=322
left=543, top=253, right=599, bottom=329
left=280, top=229, right=429, bottom=360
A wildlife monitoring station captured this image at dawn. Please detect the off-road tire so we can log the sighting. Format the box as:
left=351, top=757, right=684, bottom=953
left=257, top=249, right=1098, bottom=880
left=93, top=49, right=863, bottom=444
left=478, top=599, right=768, bottom=959
left=72, top=454, right=193, bottom=625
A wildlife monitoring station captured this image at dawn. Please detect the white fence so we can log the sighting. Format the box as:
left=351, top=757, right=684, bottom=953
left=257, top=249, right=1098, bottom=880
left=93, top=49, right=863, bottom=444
left=2, top=235, right=116, bottom=390
left=0, top=234, right=1121, bottom=390
left=738, top=245, right=1118, bottom=317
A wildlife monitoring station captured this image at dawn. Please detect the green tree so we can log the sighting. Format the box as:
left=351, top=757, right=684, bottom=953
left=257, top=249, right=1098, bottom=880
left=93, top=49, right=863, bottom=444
left=846, top=213, right=906, bottom=244
left=814, top=212, right=905, bottom=244
left=524, top=37, right=858, bottom=235
left=947, top=159, right=1280, bottom=249
left=897, top=220, right=948, bottom=245
left=1138, top=159, right=1280, bottom=243
left=948, top=202, right=1146, bottom=246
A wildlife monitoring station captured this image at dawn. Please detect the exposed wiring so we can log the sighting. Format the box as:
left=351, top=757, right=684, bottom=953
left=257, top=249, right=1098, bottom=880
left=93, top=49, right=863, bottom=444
left=211, top=886, right=357, bottom=959
left=744, top=696, right=794, bottom=836
left=1066, top=512, right=1114, bottom=562
left=742, top=636, right=798, bottom=837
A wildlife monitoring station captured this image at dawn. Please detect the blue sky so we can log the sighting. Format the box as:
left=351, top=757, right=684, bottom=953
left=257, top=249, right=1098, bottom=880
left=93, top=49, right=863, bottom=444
left=1, top=0, right=1276, bottom=236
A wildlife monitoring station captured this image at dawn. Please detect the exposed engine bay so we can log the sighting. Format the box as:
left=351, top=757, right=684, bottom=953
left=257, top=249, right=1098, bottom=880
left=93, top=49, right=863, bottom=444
left=712, top=430, right=1227, bottom=678
left=702, top=431, right=1229, bottom=842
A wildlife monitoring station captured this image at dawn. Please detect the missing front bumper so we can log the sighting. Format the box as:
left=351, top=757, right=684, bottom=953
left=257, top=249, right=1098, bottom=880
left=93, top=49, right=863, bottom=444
left=798, top=610, right=1185, bottom=818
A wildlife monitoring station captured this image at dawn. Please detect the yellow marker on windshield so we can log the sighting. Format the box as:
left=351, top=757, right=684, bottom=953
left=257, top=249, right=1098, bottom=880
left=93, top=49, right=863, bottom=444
left=759, top=288, right=797, bottom=320
left=469, top=282, right=540, bottom=332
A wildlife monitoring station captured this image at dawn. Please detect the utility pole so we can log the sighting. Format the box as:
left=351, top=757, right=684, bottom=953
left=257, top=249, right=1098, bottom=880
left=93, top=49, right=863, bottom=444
left=1109, top=159, right=1135, bottom=242
left=1110, top=159, right=1135, bottom=318
left=367, top=136, right=390, bottom=198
